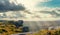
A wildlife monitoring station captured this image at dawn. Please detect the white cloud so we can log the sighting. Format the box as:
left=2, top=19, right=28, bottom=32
left=0, top=8, right=60, bottom=21
left=15, top=0, right=51, bottom=11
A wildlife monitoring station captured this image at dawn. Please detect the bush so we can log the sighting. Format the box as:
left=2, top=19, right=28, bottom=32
left=22, top=27, right=29, bottom=32
left=13, top=20, right=23, bottom=28
left=0, top=29, right=7, bottom=33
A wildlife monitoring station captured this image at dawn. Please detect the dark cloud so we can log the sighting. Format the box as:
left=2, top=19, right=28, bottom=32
left=0, top=0, right=25, bottom=12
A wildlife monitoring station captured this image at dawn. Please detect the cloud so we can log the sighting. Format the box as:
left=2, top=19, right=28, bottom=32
left=0, top=0, right=60, bottom=20
left=0, top=8, right=60, bottom=21
left=0, top=0, right=25, bottom=12
left=0, top=0, right=51, bottom=12
left=16, top=0, right=51, bottom=11
left=40, top=8, right=60, bottom=17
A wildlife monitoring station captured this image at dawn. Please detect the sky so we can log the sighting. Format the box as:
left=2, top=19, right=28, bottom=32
left=37, top=0, right=60, bottom=8
left=0, top=0, right=60, bottom=20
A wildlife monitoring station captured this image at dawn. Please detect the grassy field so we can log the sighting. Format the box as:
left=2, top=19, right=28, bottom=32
left=0, top=22, right=23, bottom=35
left=0, top=20, right=60, bottom=35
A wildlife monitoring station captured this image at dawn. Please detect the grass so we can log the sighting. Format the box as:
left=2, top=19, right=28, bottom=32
left=0, top=22, right=23, bottom=35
